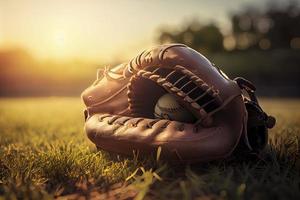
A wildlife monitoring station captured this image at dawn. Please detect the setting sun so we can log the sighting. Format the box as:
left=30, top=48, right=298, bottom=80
left=0, top=0, right=270, bottom=62
left=53, top=31, right=66, bottom=48
left=52, top=30, right=68, bottom=57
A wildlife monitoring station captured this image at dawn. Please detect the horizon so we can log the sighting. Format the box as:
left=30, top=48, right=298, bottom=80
left=0, top=0, right=286, bottom=63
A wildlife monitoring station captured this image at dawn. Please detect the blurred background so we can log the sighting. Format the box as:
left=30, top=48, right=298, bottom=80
left=0, top=0, right=299, bottom=97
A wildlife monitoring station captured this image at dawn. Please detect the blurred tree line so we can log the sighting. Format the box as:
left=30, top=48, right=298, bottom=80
left=0, top=48, right=96, bottom=96
left=157, top=1, right=300, bottom=96
left=230, top=1, right=300, bottom=50
left=158, top=21, right=224, bottom=55
left=1, top=1, right=299, bottom=97
left=158, top=1, right=300, bottom=53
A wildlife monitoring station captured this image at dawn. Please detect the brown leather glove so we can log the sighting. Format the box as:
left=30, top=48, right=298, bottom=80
left=81, top=44, right=275, bottom=162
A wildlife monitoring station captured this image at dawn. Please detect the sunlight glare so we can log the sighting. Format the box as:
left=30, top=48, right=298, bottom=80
left=51, top=30, right=68, bottom=59
left=54, top=31, right=66, bottom=47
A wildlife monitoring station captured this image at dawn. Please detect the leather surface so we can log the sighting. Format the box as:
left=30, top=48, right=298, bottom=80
left=82, top=44, right=248, bottom=162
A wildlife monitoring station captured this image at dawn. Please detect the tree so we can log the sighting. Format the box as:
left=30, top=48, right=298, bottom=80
left=157, top=21, right=224, bottom=54
left=230, top=1, right=300, bottom=50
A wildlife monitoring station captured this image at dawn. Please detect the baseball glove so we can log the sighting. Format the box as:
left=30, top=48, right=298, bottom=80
left=82, top=44, right=275, bottom=162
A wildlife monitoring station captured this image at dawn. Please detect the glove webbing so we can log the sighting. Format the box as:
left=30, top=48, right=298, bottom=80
left=128, top=65, right=222, bottom=126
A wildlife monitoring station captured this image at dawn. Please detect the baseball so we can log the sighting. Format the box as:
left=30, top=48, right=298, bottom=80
left=154, top=93, right=196, bottom=123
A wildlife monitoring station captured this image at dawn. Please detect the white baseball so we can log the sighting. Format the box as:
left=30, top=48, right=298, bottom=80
left=154, top=93, right=196, bottom=123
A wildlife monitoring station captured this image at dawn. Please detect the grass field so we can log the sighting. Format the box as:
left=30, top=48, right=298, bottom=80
left=0, top=98, right=299, bottom=200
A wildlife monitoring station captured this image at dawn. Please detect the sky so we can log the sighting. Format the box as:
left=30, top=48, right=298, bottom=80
left=0, top=0, right=284, bottom=62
